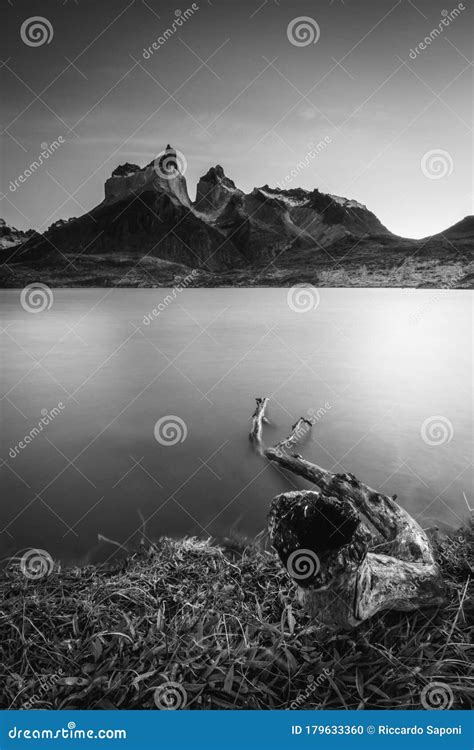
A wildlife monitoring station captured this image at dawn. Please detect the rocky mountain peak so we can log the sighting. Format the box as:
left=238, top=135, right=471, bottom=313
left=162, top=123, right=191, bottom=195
left=104, top=145, right=191, bottom=208
left=111, top=163, right=141, bottom=178
left=195, top=165, right=239, bottom=212
left=0, top=219, right=34, bottom=249
left=200, top=164, right=234, bottom=185
left=155, top=145, right=179, bottom=178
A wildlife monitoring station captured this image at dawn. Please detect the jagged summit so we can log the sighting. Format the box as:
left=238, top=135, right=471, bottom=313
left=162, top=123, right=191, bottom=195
left=0, top=219, right=34, bottom=250
left=195, top=164, right=240, bottom=212
left=155, top=144, right=179, bottom=178
left=200, top=164, right=233, bottom=183
left=104, top=145, right=191, bottom=208
left=111, top=163, right=141, bottom=178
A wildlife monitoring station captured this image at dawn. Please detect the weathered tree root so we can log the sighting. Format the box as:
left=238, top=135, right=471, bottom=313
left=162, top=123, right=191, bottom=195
left=249, top=397, right=446, bottom=630
left=249, top=397, right=269, bottom=447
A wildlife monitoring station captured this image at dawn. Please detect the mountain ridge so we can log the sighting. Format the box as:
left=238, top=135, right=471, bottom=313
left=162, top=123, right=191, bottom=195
left=2, top=145, right=473, bottom=288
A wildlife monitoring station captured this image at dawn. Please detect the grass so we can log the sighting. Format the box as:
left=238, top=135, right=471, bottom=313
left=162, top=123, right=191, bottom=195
left=0, top=524, right=472, bottom=710
left=1, top=254, right=472, bottom=289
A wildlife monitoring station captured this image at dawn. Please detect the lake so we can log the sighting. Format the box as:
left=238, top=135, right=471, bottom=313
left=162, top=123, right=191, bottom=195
left=0, top=288, right=471, bottom=564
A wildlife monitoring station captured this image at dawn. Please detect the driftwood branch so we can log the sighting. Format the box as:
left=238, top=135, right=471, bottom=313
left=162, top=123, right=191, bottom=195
left=249, top=397, right=445, bottom=630
left=273, top=418, right=313, bottom=453
left=249, top=397, right=269, bottom=447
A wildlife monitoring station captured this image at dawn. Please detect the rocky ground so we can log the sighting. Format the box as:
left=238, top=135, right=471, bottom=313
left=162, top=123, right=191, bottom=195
left=1, top=524, right=472, bottom=710
left=1, top=251, right=472, bottom=289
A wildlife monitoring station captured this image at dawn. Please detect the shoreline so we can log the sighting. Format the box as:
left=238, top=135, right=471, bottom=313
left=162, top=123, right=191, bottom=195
left=1, top=523, right=472, bottom=710
left=1, top=253, right=473, bottom=290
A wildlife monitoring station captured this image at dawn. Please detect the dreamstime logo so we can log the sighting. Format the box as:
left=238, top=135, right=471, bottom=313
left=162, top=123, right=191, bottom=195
left=9, top=402, right=66, bottom=460
left=154, top=416, right=188, bottom=446
left=287, top=16, right=320, bottom=47
left=154, top=149, right=187, bottom=180
left=287, top=284, right=320, bottom=313
left=142, top=4, right=199, bottom=58
left=306, top=403, right=332, bottom=424
left=20, top=16, right=54, bottom=47
left=20, top=549, right=54, bottom=580
left=277, top=137, right=332, bottom=189
left=9, top=137, right=65, bottom=193
left=289, top=668, right=333, bottom=709
left=142, top=270, right=199, bottom=325
left=154, top=681, right=187, bottom=710
left=23, top=670, right=64, bottom=710
left=20, top=283, right=53, bottom=313
left=408, top=4, right=466, bottom=59
left=286, top=549, right=320, bottom=581
left=421, top=149, right=453, bottom=180
left=276, top=403, right=332, bottom=455
left=420, top=682, right=454, bottom=710
left=420, top=416, right=454, bottom=446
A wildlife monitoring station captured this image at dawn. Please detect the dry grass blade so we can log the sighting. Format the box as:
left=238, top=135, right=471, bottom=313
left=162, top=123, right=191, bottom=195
left=0, top=524, right=472, bottom=710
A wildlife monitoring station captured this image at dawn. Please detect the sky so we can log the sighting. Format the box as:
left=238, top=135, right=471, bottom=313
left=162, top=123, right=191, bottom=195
left=1, top=0, right=472, bottom=237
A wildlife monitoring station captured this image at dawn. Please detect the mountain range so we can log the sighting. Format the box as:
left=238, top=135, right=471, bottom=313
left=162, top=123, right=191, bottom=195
left=2, top=145, right=473, bottom=288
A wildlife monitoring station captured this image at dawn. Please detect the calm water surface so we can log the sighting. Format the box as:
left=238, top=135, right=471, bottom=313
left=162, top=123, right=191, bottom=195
left=0, top=288, right=472, bottom=563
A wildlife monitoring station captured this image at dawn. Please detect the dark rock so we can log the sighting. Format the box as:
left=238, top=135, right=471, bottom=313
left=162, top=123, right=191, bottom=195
left=111, top=163, right=141, bottom=178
